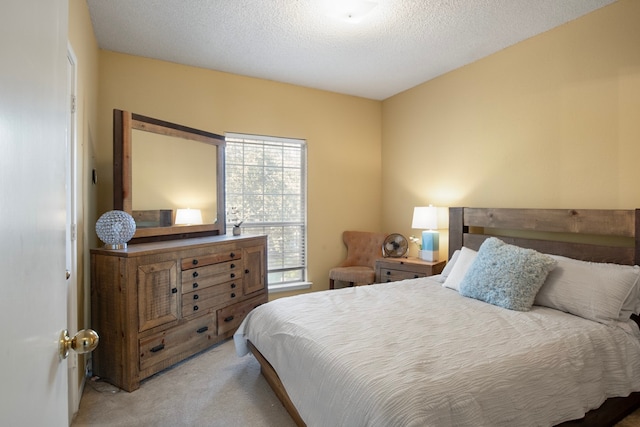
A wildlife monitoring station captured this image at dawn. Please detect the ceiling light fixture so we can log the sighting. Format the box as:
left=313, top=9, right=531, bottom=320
left=324, top=0, right=378, bottom=24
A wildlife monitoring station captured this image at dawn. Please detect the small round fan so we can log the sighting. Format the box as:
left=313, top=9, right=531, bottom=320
left=383, top=233, right=408, bottom=258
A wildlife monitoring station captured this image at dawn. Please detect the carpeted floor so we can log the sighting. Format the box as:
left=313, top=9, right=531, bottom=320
left=71, top=339, right=296, bottom=427
left=73, top=338, right=640, bottom=426
left=617, top=408, right=640, bottom=427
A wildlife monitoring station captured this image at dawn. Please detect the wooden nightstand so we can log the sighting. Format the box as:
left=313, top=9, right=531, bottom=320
left=375, top=257, right=446, bottom=283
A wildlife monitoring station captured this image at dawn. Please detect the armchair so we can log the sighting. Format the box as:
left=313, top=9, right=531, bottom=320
left=329, top=230, right=386, bottom=289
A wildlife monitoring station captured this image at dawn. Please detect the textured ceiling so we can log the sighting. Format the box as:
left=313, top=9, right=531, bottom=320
left=86, top=0, right=616, bottom=100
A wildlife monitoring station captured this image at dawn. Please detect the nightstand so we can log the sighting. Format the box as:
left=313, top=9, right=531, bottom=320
left=375, top=257, right=446, bottom=283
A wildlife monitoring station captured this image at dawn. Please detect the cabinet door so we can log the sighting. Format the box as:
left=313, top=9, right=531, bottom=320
left=243, top=245, right=266, bottom=296
left=137, top=259, right=179, bottom=332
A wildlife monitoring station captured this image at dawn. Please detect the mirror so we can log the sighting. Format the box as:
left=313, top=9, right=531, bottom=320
left=114, top=110, right=226, bottom=241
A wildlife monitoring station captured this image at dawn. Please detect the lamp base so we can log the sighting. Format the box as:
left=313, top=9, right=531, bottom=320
left=421, top=230, right=439, bottom=262
left=419, top=250, right=438, bottom=262
left=104, top=243, right=127, bottom=250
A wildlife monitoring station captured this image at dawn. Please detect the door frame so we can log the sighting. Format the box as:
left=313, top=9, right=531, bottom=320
left=66, top=42, right=81, bottom=420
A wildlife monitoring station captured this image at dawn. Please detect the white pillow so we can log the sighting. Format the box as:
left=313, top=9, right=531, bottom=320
left=442, top=247, right=477, bottom=291
left=439, top=249, right=460, bottom=281
left=535, top=255, right=640, bottom=324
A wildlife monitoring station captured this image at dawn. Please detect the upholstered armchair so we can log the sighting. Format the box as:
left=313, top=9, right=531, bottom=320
left=329, top=231, right=387, bottom=289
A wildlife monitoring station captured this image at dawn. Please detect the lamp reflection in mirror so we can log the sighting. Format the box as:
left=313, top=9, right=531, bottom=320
left=411, top=205, right=439, bottom=261
left=175, top=208, right=203, bottom=225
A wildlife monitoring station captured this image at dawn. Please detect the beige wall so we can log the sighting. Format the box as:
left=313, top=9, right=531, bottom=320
left=381, top=0, right=640, bottom=260
left=96, top=52, right=383, bottom=296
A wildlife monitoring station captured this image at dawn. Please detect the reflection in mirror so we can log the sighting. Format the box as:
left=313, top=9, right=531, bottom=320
left=131, top=130, right=218, bottom=226
left=114, top=109, right=226, bottom=242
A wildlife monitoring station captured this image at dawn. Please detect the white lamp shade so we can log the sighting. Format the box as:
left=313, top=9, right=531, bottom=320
left=175, top=208, right=203, bottom=225
left=411, top=205, right=438, bottom=230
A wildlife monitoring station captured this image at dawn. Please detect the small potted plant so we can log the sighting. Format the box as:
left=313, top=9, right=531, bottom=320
left=228, top=206, right=244, bottom=236
left=410, top=235, right=428, bottom=260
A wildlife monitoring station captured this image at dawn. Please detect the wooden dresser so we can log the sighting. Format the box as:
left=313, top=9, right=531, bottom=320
left=90, top=235, right=267, bottom=391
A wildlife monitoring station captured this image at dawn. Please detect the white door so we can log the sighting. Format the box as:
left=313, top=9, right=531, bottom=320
left=0, top=1, right=70, bottom=426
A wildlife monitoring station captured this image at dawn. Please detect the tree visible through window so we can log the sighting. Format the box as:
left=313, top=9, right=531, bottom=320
left=225, top=133, right=307, bottom=288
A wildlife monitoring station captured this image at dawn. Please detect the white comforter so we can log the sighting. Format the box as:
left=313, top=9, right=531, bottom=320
left=234, top=278, right=640, bottom=427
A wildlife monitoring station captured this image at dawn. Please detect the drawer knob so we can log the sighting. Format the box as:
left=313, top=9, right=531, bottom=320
left=196, top=326, right=209, bottom=334
left=224, top=315, right=234, bottom=323
left=230, top=293, right=236, bottom=298
left=230, top=263, right=235, bottom=269
left=414, top=274, right=419, bottom=278
left=193, top=305, right=199, bottom=311
left=192, top=271, right=199, bottom=278
left=386, top=271, right=391, bottom=275
left=386, top=279, right=391, bottom=282
left=230, top=283, right=236, bottom=289
left=230, top=273, right=236, bottom=279
left=192, top=259, right=198, bottom=265
left=245, top=269, right=250, bottom=274
left=171, top=287, right=177, bottom=294
left=193, top=283, right=199, bottom=289
left=150, top=344, right=165, bottom=353
left=193, top=294, right=199, bottom=300
left=229, top=252, right=236, bottom=258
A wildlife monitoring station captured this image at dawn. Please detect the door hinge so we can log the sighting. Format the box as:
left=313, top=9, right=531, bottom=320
left=71, top=95, right=76, bottom=114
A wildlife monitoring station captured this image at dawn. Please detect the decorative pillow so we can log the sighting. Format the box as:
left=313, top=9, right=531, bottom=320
left=442, top=247, right=478, bottom=291
left=535, top=255, right=640, bottom=324
left=458, top=237, right=557, bottom=311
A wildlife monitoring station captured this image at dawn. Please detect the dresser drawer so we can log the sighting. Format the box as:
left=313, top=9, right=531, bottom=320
left=217, top=294, right=268, bottom=336
left=182, top=280, right=242, bottom=319
left=181, top=260, right=242, bottom=293
left=379, top=268, right=425, bottom=282
left=375, top=258, right=446, bottom=284
left=181, top=248, right=240, bottom=270
left=139, top=314, right=216, bottom=371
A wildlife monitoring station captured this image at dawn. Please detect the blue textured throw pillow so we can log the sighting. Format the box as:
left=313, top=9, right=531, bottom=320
left=459, top=237, right=557, bottom=311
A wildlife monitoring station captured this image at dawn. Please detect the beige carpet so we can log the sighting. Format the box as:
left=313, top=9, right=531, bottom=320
left=72, top=339, right=296, bottom=427
left=617, top=409, right=640, bottom=427
left=73, top=338, right=640, bottom=426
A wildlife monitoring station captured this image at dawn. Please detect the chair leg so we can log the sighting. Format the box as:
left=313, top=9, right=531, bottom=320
left=330, top=278, right=335, bottom=289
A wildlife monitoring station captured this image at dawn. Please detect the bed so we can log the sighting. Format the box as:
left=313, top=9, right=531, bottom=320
left=234, top=207, right=640, bottom=426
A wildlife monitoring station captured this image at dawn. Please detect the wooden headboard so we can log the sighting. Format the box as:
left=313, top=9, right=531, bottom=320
left=448, top=207, right=640, bottom=266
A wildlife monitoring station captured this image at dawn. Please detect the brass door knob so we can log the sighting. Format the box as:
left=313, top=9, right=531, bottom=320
left=59, top=329, right=99, bottom=359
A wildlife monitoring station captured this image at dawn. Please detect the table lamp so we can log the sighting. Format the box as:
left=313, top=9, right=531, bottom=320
left=411, top=205, right=439, bottom=261
left=95, top=210, right=136, bottom=249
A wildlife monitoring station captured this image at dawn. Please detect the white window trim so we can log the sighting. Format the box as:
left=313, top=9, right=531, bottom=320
left=268, top=281, right=312, bottom=294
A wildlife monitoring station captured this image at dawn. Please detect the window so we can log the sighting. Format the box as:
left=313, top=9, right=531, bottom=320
left=225, top=133, right=308, bottom=291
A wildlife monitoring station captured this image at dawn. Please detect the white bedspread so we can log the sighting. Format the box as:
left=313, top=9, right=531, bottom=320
left=234, top=278, right=640, bottom=427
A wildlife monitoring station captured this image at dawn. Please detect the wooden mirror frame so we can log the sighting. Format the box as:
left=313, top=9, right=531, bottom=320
left=113, top=109, right=226, bottom=243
